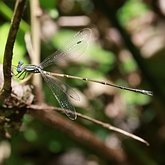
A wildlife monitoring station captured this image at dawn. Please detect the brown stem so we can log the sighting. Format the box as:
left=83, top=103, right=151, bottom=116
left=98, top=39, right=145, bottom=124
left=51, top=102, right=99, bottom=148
left=28, top=104, right=128, bottom=164
left=0, top=0, right=27, bottom=101
left=29, top=0, right=43, bottom=103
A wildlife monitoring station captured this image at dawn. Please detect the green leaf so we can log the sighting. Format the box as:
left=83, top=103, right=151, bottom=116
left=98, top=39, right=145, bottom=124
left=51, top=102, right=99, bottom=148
left=122, top=90, right=151, bottom=105
left=0, top=23, right=27, bottom=65
left=118, top=0, right=149, bottom=25
left=121, top=57, right=137, bottom=73
left=24, top=128, right=38, bottom=142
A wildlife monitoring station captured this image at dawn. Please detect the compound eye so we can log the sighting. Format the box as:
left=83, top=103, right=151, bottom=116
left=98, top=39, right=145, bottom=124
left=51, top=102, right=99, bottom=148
left=18, top=60, right=23, bottom=65
left=16, top=67, right=22, bottom=73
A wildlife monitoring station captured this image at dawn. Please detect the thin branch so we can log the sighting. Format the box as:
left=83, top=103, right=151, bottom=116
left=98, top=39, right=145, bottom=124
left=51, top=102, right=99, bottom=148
left=0, top=0, right=27, bottom=101
left=76, top=112, right=149, bottom=146
left=28, top=104, right=149, bottom=146
left=28, top=104, right=127, bottom=164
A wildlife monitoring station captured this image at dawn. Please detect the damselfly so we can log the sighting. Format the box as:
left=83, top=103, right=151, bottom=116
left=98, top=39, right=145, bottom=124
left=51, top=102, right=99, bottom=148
left=14, top=28, right=153, bottom=120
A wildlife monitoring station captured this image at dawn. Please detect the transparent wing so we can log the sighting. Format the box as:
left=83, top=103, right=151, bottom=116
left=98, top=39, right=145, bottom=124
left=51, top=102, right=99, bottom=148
left=39, top=28, right=91, bottom=69
left=41, top=71, right=78, bottom=120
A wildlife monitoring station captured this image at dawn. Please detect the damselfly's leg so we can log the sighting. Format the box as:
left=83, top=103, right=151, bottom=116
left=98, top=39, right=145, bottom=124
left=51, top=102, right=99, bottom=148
left=17, top=70, right=26, bottom=79
left=21, top=71, right=28, bottom=80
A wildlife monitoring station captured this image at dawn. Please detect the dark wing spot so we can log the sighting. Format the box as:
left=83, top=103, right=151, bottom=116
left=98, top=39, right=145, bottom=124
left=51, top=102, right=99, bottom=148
left=77, top=40, right=82, bottom=44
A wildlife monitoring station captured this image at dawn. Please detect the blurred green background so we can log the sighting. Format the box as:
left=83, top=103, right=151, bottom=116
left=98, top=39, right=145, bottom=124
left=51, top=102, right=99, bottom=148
left=0, top=0, right=165, bottom=165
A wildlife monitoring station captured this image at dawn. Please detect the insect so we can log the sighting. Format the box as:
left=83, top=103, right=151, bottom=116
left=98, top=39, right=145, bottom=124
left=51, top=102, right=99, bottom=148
left=14, top=28, right=153, bottom=120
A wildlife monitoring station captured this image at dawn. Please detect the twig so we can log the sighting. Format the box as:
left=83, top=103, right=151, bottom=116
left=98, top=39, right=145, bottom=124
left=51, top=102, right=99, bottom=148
left=28, top=104, right=149, bottom=146
left=0, top=0, right=27, bottom=102
left=28, top=104, right=127, bottom=163
left=76, top=112, right=149, bottom=146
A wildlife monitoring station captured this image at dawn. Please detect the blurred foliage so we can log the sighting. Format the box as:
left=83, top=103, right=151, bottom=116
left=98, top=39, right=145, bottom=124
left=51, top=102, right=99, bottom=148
left=0, top=1, right=29, bottom=31
left=118, top=0, right=149, bottom=25
left=0, top=0, right=164, bottom=165
left=0, top=23, right=27, bottom=65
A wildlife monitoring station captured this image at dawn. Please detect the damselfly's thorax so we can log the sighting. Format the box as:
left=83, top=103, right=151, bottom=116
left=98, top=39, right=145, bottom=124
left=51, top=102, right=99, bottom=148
left=23, top=65, right=41, bottom=73
left=16, top=61, right=41, bottom=73
left=13, top=61, right=42, bottom=79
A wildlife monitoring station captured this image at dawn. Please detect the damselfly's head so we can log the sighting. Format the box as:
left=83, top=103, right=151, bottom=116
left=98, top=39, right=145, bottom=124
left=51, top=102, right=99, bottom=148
left=11, top=61, right=28, bottom=80
left=16, top=60, right=24, bottom=73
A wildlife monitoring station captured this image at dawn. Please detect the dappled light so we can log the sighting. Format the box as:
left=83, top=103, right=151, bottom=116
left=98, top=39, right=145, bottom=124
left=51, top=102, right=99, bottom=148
left=0, top=0, right=165, bottom=164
